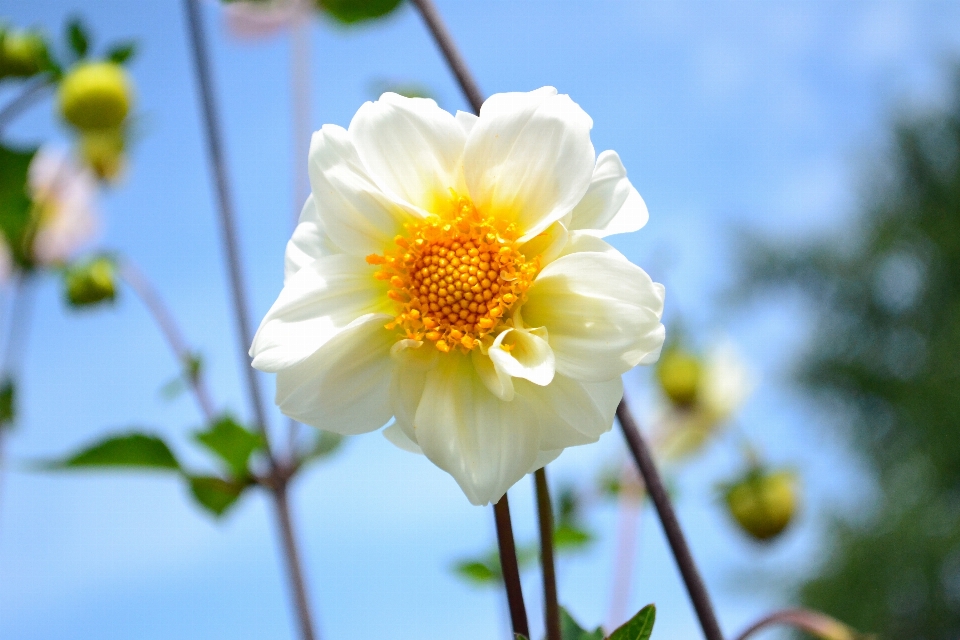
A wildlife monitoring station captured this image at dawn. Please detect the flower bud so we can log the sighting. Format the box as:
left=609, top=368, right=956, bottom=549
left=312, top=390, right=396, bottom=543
left=656, top=348, right=702, bottom=407
left=58, top=62, right=133, bottom=131
left=724, top=468, right=798, bottom=541
left=64, top=255, right=116, bottom=308
left=0, top=28, right=48, bottom=78
left=78, top=126, right=126, bottom=182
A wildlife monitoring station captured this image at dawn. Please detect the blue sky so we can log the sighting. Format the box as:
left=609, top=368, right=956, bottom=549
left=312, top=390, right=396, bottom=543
left=1, top=1, right=960, bottom=639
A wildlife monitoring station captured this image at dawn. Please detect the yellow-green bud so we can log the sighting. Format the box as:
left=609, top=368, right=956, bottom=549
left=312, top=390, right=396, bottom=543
left=656, top=349, right=703, bottom=407
left=65, top=256, right=117, bottom=308
left=0, top=29, right=47, bottom=78
left=79, top=126, right=126, bottom=182
left=725, top=468, right=798, bottom=541
left=58, top=62, right=133, bottom=131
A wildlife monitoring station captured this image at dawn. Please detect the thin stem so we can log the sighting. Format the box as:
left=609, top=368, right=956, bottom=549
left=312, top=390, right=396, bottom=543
left=534, top=468, right=560, bottom=640
left=181, top=0, right=271, bottom=450
left=493, top=494, right=529, bottom=639
left=0, top=76, right=52, bottom=134
left=616, top=398, right=724, bottom=640
left=606, top=464, right=644, bottom=631
left=732, top=608, right=863, bottom=640
left=274, top=482, right=318, bottom=640
left=408, top=0, right=484, bottom=114
left=181, top=2, right=317, bottom=639
left=119, top=259, right=217, bottom=422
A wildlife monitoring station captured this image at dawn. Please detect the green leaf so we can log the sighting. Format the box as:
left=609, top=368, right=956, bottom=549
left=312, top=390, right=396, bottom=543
left=453, top=559, right=499, bottom=584
left=309, top=429, right=343, bottom=459
left=66, top=18, right=89, bottom=58
left=0, top=378, right=15, bottom=430
left=0, top=143, right=37, bottom=267
left=105, top=41, right=136, bottom=64
left=194, top=415, right=263, bottom=478
left=187, top=475, right=248, bottom=517
left=560, top=607, right=604, bottom=640
left=515, top=635, right=529, bottom=640
left=608, top=604, right=656, bottom=640
left=47, top=432, right=180, bottom=470
left=554, top=523, right=594, bottom=552
left=318, top=0, right=404, bottom=24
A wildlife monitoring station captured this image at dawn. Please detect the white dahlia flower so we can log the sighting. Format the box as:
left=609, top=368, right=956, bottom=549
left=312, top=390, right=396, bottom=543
left=27, top=147, right=99, bottom=266
left=251, top=88, right=666, bottom=505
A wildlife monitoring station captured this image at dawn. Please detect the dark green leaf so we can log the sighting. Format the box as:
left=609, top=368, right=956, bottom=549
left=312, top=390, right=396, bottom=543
left=46, top=432, right=180, bottom=470
left=187, top=475, right=248, bottom=517
left=105, top=41, right=136, bottom=64
left=65, top=18, right=89, bottom=58
left=194, top=415, right=263, bottom=478
left=318, top=0, right=404, bottom=25
left=0, top=143, right=37, bottom=268
left=608, top=604, right=656, bottom=640
left=0, top=378, right=15, bottom=430
left=559, top=607, right=604, bottom=640
left=554, top=523, right=594, bottom=551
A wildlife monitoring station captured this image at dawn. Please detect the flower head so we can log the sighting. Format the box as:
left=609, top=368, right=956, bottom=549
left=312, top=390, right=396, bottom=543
left=27, top=147, right=99, bottom=266
left=252, top=88, right=666, bottom=505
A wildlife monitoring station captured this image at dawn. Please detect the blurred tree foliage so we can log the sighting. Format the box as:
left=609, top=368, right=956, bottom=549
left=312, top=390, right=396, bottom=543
left=740, top=76, right=960, bottom=639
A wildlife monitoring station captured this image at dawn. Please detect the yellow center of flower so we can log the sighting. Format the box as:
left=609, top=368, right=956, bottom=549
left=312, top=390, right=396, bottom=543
left=367, top=196, right=539, bottom=353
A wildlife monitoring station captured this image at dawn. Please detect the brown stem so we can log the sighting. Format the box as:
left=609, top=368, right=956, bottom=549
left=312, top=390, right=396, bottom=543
left=274, top=481, right=318, bottom=640
left=733, top=608, right=867, bottom=640
left=493, top=494, right=529, bottom=639
left=534, top=468, right=560, bottom=640
left=119, top=260, right=217, bottom=422
left=617, top=398, right=724, bottom=640
left=407, top=0, right=484, bottom=114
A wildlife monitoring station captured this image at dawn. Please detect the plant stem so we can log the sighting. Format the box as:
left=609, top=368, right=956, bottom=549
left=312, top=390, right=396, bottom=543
left=0, top=76, right=52, bottom=134
left=732, top=608, right=862, bottom=640
left=274, top=481, right=319, bottom=640
left=181, top=0, right=271, bottom=450
left=408, top=0, right=484, bottom=114
left=493, top=494, right=530, bottom=639
left=181, top=2, right=317, bottom=639
left=119, top=259, right=217, bottom=422
left=534, top=468, right=560, bottom=640
left=616, top=398, right=724, bottom=640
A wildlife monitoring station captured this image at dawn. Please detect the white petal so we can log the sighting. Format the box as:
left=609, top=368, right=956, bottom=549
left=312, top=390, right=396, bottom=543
left=522, top=252, right=666, bottom=382
left=250, top=255, right=390, bottom=372
left=390, top=340, right=438, bottom=442
left=568, top=151, right=648, bottom=237
left=350, top=93, right=466, bottom=213
left=455, top=110, right=478, bottom=136
left=284, top=195, right=343, bottom=283
left=529, top=448, right=562, bottom=473
left=463, top=87, right=595, bottom=241
left=383, top=422, right=423, bottom=454
left=308, top=124, right=417, bottom=257
left=553, top=232, right=629, bottom=263
left=472, top=348, right=514, bottom=401
left=517, top=375, right=622, bottom=450
left=275, top=314, right=396, bottom=435
left=488, top=327, right=555, bottom=386
left=519, top=221, right=568, bottom=266
left=413, top=353, right=540, bottom=505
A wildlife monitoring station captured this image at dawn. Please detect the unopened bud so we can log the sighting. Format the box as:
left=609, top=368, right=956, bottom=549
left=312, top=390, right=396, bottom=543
left=58, top=62, right=133, bottom=131
left=656, top=348, right=702, bottom=407
left=0, top=28, right=48, bottom=78
left=64, top=256, right=117, bottom=308
left=724, top=468, right=798, bottom=541
left=79, top=126, right=126, bottom=182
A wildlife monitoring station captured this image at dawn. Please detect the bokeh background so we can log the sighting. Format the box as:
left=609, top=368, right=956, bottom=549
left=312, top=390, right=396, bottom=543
left=1, top=1, right=959, bottom=638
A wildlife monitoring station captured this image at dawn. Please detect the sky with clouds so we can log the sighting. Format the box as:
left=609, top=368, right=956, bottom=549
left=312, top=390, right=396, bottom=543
left=1, top=1, right=960, bottom=639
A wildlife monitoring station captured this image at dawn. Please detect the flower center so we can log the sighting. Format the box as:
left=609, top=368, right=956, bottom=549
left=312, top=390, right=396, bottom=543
left=367, top=196, right=539, bottom=353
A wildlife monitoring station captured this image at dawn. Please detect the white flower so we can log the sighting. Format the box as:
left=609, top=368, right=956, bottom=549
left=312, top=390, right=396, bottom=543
left=251, top=88, right=666, bottom=505
left=27, top=147, right=99, bottom=266
left=222, top=0, right=312, bottom=38
left=653, top=341, right=753, bottom=461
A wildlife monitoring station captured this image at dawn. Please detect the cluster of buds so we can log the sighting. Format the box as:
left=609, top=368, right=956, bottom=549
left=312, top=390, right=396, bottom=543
left=723, top=465, right=799, bottom=541
left=0, top=25, right=50, bottom=79
left=63, top=254, right=117, bottom=308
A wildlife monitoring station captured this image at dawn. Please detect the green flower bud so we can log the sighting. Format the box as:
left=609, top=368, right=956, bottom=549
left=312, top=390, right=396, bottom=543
left=656, top=348, right=703, bottom=407
left=0, top=28, right=48, bottom=78
left=58, top=62, right=133, bottom=131
left=65, top=256, right=117, bottom=308
left=724, top=468, right=798, bottom=541
left=79, top=126, right=126, bottom=182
